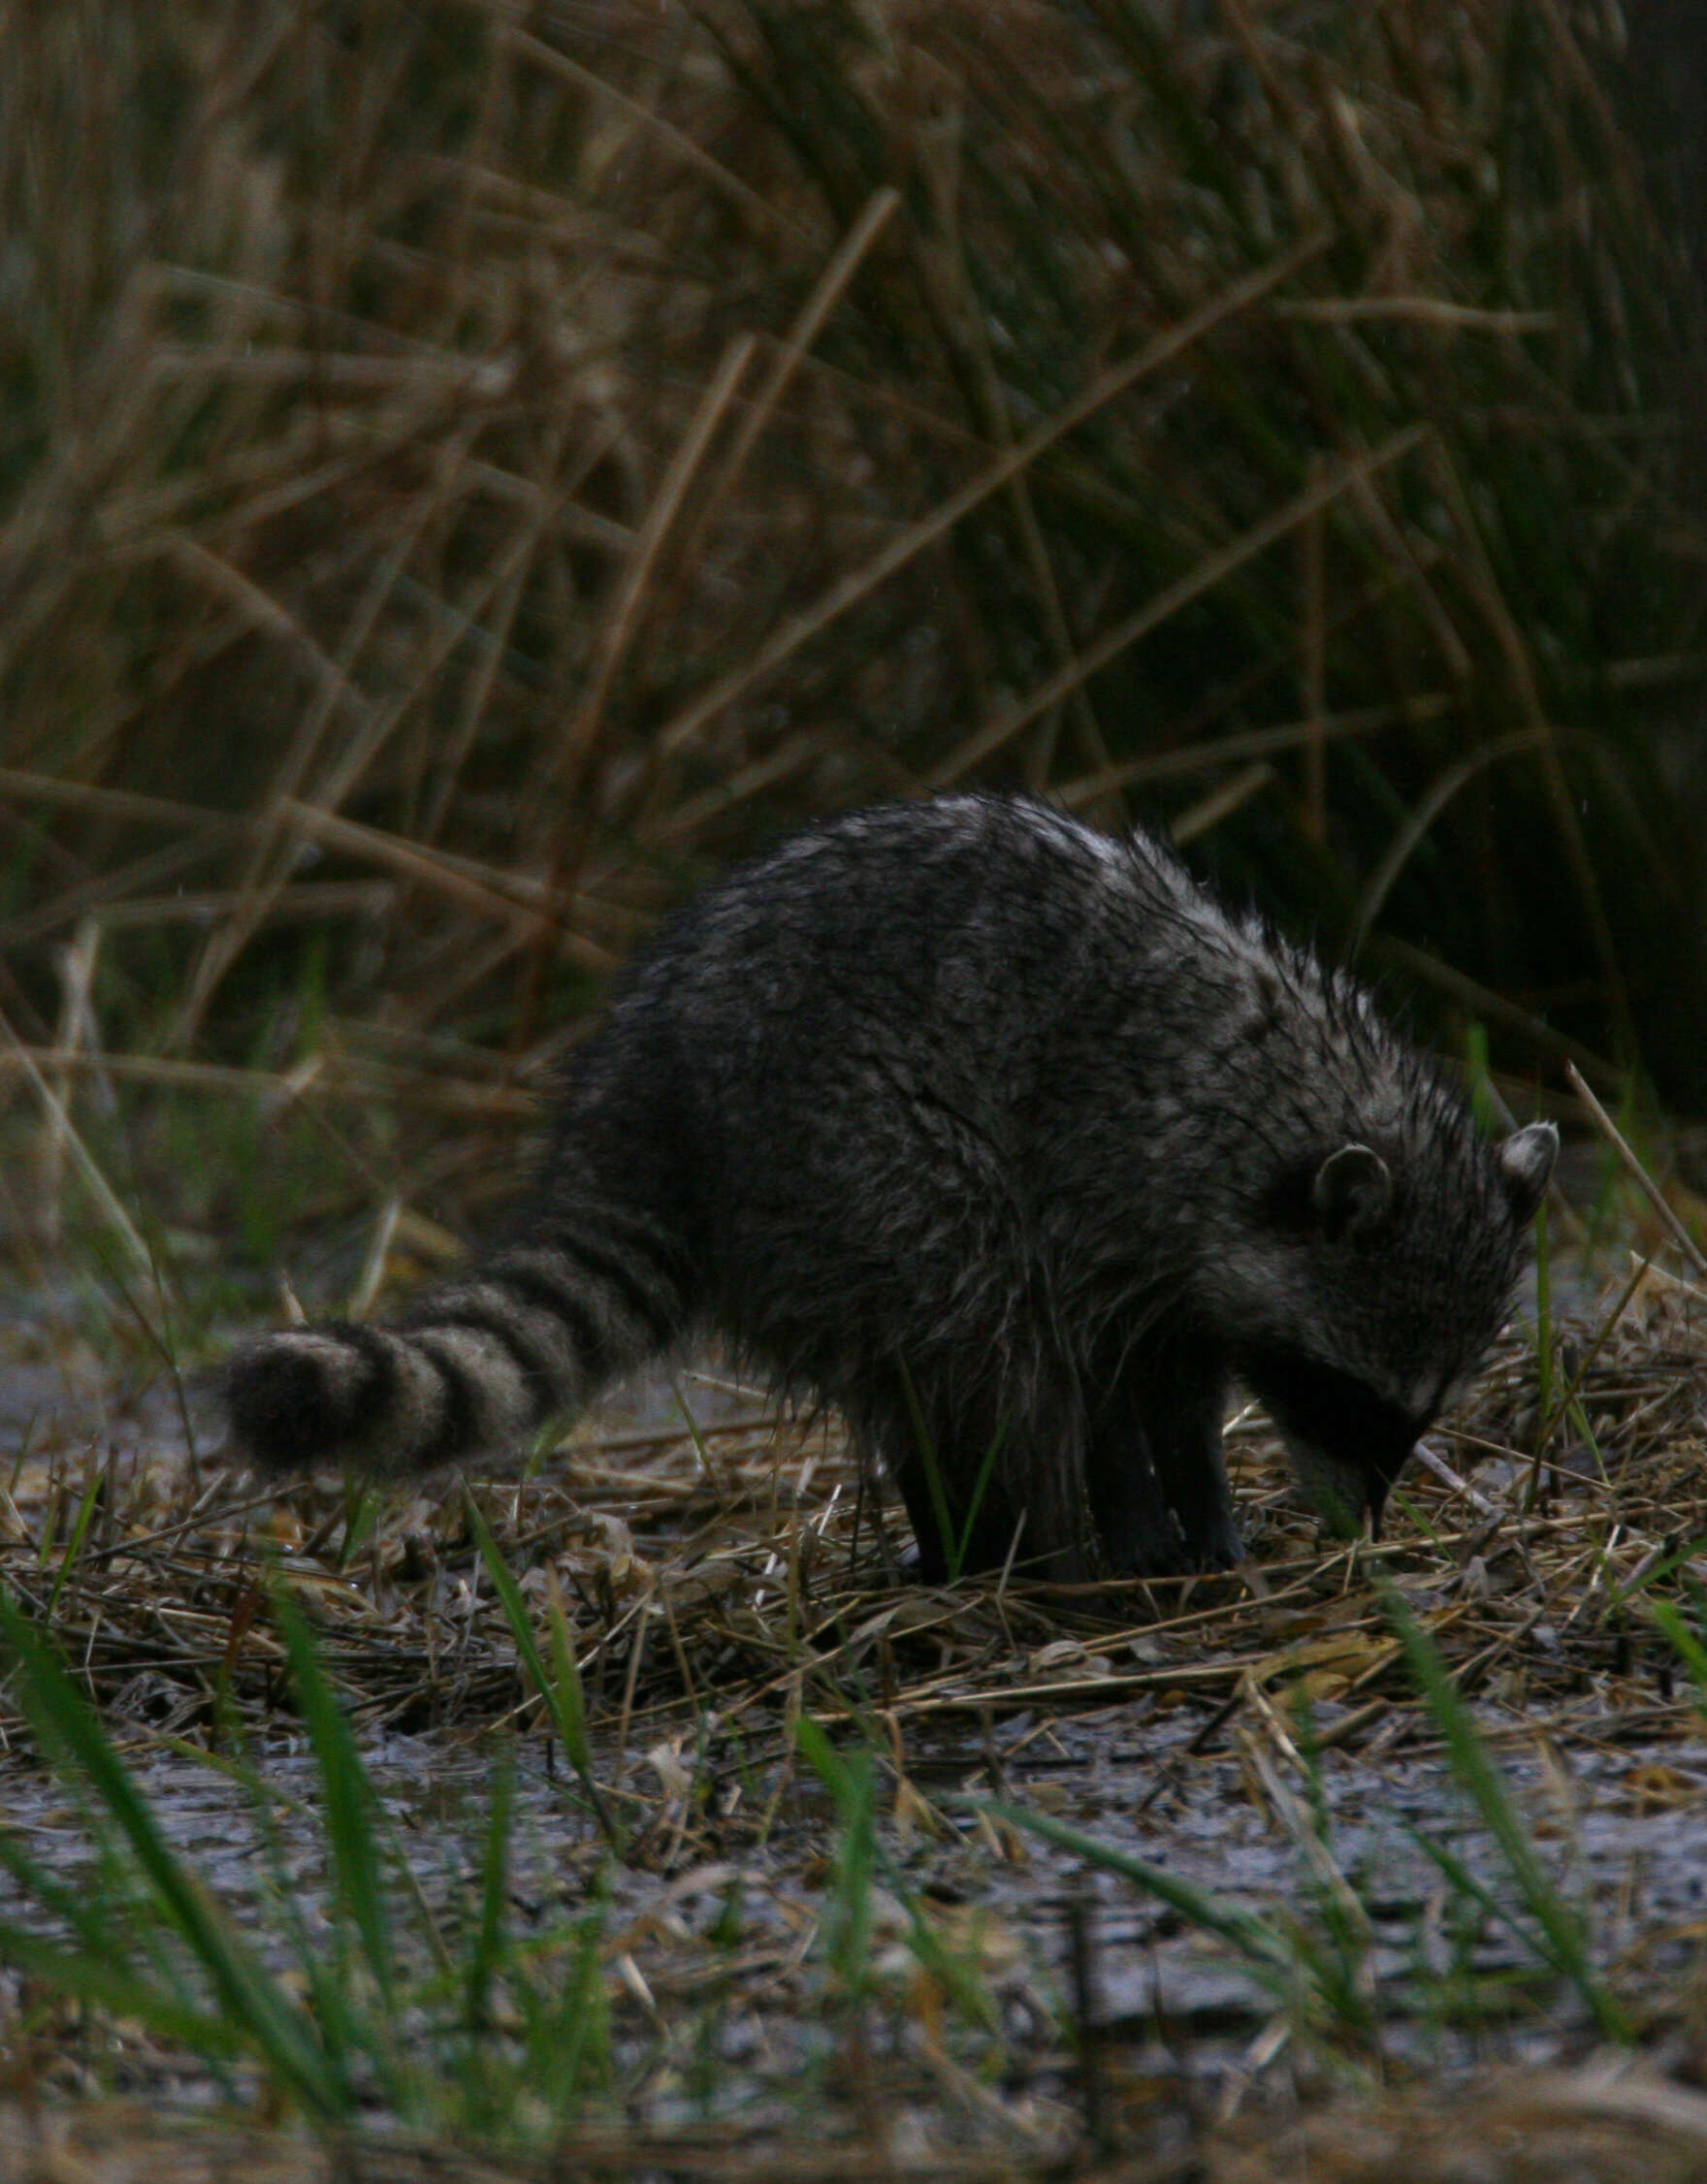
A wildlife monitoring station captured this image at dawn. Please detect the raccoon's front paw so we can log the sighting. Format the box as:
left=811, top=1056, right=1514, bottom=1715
left=1099, top=1503, right=1192, bottom=1579
left=1101, top=1504, right=1243, bottom=1577
left=1176, top=1508, right=1244, bottom=1571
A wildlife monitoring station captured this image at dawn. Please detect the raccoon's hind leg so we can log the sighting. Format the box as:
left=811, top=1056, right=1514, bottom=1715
left=845, top=1376, right=1009, bottom=1585
left=225, top=1203, right=695, bottom=1477
left=1086, top=1335, right=1240, bottom=1573
left=849, top=1361, right=1098, bottom=1586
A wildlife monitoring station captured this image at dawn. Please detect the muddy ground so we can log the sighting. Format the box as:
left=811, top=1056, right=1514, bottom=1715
left=2, top=1266, right=1707, bottom=2181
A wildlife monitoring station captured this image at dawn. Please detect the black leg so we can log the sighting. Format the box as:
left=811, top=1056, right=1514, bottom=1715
left=1146, top=1371, right=1240, bottom=1567
left=1085, top=1335, right=1240, bottom=1573
left=1082, top=1418, right=1186, bottom=1574
left=851, top=1362, right=1092, bottom=1584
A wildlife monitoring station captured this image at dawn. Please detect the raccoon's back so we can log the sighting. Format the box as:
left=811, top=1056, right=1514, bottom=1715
left=590, top=800, right=1185, bottom=1375
left=617, top=795, right=1173, bottom=1128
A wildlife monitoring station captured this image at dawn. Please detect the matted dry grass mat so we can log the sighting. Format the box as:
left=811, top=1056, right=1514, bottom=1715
left=4, top=1268, right=1705, bottom=1758
left=6, top=2065, right=1707, bottom=2184
left=3, top=1262, right=1707, bottom=2160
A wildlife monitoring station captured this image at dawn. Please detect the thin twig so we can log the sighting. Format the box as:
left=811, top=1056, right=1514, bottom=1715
left=1566, top=1061, right=1707, bottom=1277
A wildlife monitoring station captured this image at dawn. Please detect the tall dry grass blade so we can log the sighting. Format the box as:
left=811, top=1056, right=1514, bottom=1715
left=908, top=107, right=1113, bottom=795
left=2, top=830, right=245, bottom=952
left=1342, top=467, right=1472, bottom=683
left=553, top=332, right=759, bottom=794
left=0, top=770, right=226, bottom=829
left=419, top=550, right=534, bottom=848
left=159, top=533, right=367, bottom=732
left=86, top=883, right=393, bottom=933
left=1566, top=1060, right=1707, bottom=1278
left=165, top=528, right=413, bottom=1051
left=0, top=1003, right=151, bottom=1276
left=641, top=729, right=846, bottom=848
left=0, top=1048, right=534, bottom=1118
left=1172, top=761, right=1274, bottom=845
left=1378, top=940, right=1624, bottom=1093
left=502, top=26, right=805, bottom=239
left=171, top=426, right=512, bottom=1046
left=536, top=330, right=759, bottom=898
left=1055, top=695, right=1458, bottom=808
left=1300, top=464, right=1326, bottom=847
left=651, top=236, right=1330, bottom=767
left=274, top=801, right=617, bottom=972
left=1353, top=727, right=1563, bottom=946
left=1277, top=300, right=1560, bottom=332
left=1420, top=439, right=1636, bottom=1058
left=932, top=424, right=1431, bottom=784
left=666, top=186, right=901, bottom=602
left=40, top=915, right=101, bottom=1252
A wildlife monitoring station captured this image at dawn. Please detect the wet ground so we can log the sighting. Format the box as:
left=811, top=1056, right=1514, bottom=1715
left=3, top=1287, right=1707, bottom=2154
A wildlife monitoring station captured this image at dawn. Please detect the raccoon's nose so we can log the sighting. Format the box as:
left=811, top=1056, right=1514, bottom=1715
left=1333, top=1468, right=1389, bottom=1541
left=1295, top=1438, right=1412, bottom=1540
left=1364, top=1438, right=1425, bottom=1537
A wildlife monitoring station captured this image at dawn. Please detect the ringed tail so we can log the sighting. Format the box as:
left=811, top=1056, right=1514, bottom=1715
left=224, top=1209, right=692, bottom=1475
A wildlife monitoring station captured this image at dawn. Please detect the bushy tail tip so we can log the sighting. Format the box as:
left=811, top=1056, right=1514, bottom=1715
left=223, top=1323, right=390, bottom=1472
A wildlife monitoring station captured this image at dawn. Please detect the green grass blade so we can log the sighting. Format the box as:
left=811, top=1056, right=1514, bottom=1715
left=1408, top=1825, right=1556, bottom=1974
left=0, top=1918, right=247, bottom=2058
left=466, top=1490, right=623, bottom=1851
left=547, top=1886, right=614, bottom=2115
left=954, top=1416, right=1010, bottom=1582
left=466, top=1745, right=515, bottom=2033
left=896, top=1357, right=958, bottom=1580
left=984, top=1797, right=1299, bottom=1992
left=45, top=1461, right=105, bottom=1622
left=1376, top=1578, right=1627, bottom=2040
left=272, top=1588, right=396, bottom=2015
left=0, top=1808, right=142, bottom=1969
left=183, top=1696, right=399, bottom=2100
left=0, top=1590, right=351, bottom=2117
left=337, top=1481, right=380, bottom=1570
left=1646, top=1592, right=1707, bottom=1714
left=794, top=1714, right=877, bottom=2003
left=542, top=1586, right=596, bottom=1783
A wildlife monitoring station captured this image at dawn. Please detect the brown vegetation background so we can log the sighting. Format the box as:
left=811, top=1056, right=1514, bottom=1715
left=4, top=0, right=1705, bottom=1261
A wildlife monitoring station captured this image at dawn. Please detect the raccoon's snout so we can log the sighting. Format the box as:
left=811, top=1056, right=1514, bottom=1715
left=1281, top=1431, right=1411, bottom=1540
left=1240, top=1345, right=1422, bottom=1540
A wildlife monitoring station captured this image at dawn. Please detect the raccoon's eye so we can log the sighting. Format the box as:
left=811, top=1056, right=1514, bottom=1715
left=1241, top=1346, right=1421, bottom=1471
left=1257, top=1152, right=1390, bottom=1243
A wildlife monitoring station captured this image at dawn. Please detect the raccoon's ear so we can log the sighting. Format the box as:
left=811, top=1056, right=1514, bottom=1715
left=1497, top=1120, right=1558, bottom=1225
left=1310, top=1142, right=1392, bottom=1240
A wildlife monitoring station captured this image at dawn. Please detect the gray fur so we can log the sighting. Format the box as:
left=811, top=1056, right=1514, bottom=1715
left=224, top=793, right=1557, bottom=1583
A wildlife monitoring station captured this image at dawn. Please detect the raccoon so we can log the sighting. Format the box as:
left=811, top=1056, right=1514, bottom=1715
left=225, top=793, right=1557, bottom=1584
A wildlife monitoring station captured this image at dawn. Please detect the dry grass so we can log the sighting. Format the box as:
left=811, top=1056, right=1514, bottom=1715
left=8, top=1269, right=1707, bottom=1791
left=3, top=1237, right=1707, bottom=2174
left=3, top=0, right=1705, bottom=1140
left=11, top=2065, right=1707, bottom=2183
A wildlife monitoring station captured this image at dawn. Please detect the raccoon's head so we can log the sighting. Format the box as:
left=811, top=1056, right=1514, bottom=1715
left=1205, top=1118, right=1558, bottom=1538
